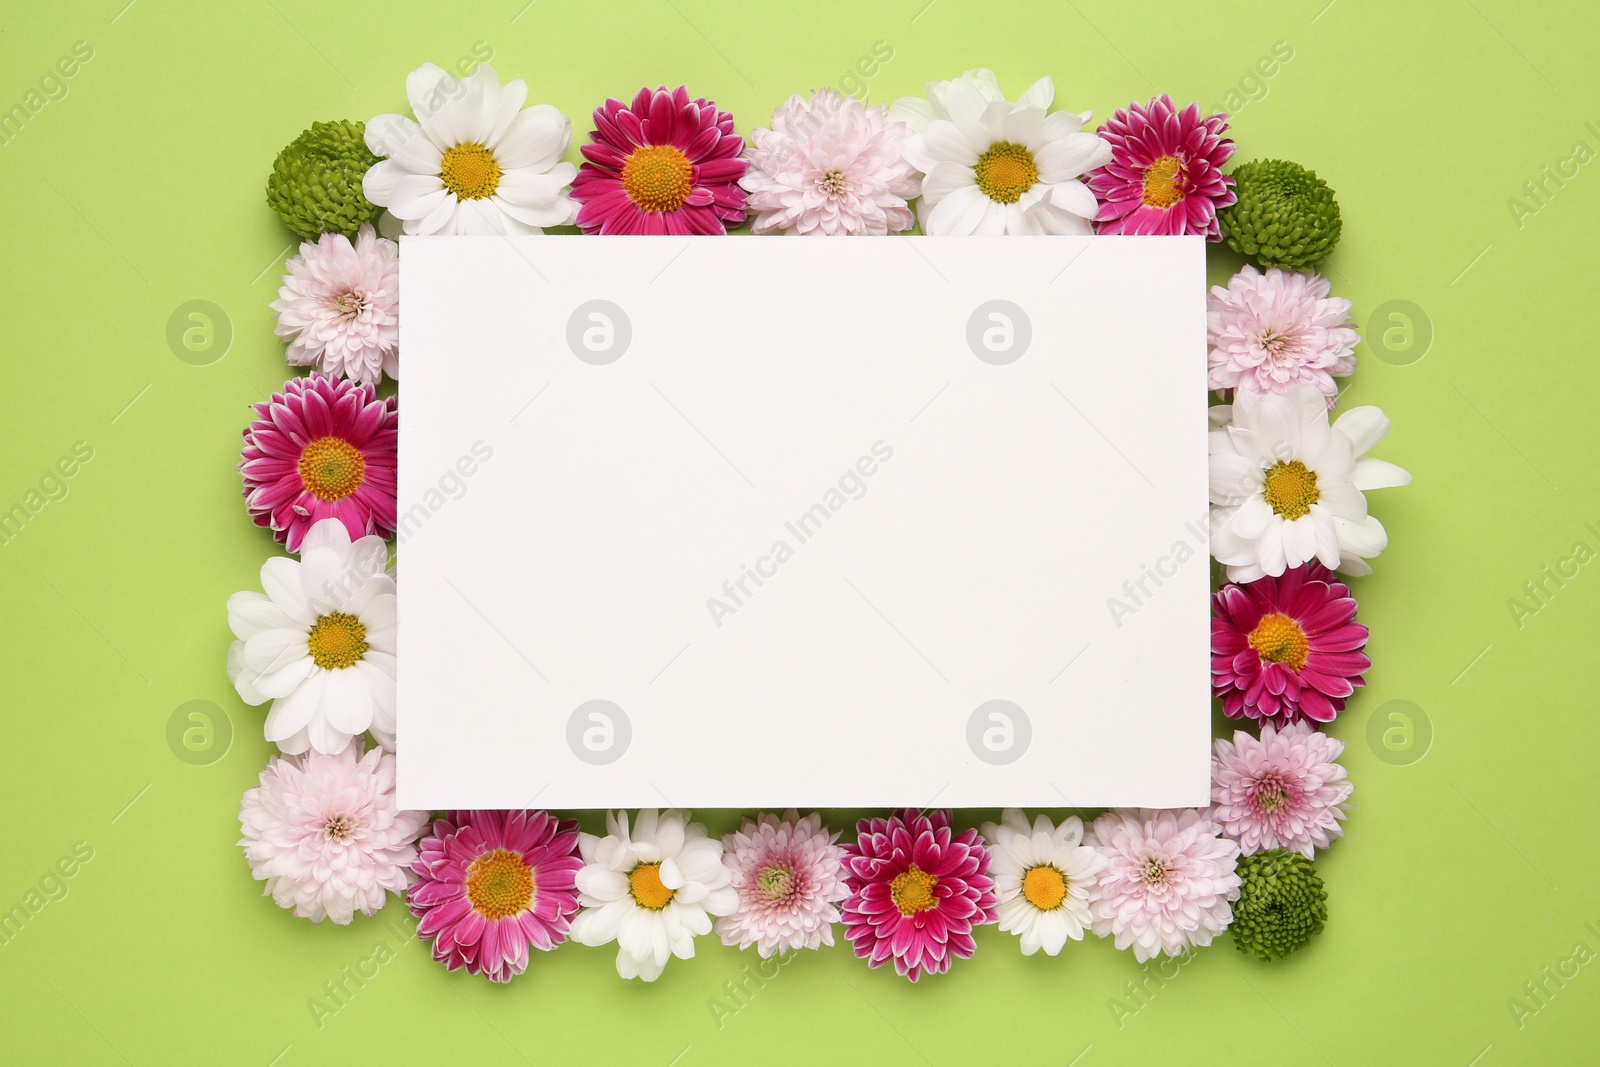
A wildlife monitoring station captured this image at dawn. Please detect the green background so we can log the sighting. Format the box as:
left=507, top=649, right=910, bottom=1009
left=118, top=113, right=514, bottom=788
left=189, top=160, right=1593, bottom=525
left=2, top=0, right=1596, bottom=1063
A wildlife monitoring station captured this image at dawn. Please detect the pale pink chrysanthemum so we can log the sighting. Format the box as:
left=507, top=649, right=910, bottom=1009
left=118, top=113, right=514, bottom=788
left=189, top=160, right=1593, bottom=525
left=238, top=742, right=426, bottom=924
left=1087, top=809, right=1241, bottom=962
left=716, top=810, right=849, bottom=956
left=408, top=810, right=583, bottom=983
left=1208, top=264, right=1359, bottom=404
left=740, top=89, right=920, bottom=235
left=271, top=224, right=399, bottom=385
left=1211, top=721, right=1354, bottom=858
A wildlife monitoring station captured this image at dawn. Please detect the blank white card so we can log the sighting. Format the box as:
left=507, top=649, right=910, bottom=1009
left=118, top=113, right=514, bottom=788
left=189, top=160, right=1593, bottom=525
left=396, top=235, right=1210, bottom=810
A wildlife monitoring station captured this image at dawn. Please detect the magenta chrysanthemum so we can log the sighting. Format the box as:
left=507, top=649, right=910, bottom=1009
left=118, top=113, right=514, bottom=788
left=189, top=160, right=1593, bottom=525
left=1208, top=264, right=1359, bottom=403
left=1212, top=721, right=1354, bottom=858
left=271, top=224, right=399, bottom=386
left=571, top=86, right=747, bottom=235
left=716, top=810, right=849, bottom=957
left=239, top=374, right=397, bottom=553
left=408, top=810, right=583, bottom=983
left=740, top=89, right=919, bottom=235
left=841, top=808, right=997, bottom=981
left=1212, top=562, right=1370, bottom=727
left=238, top=743, right=426, bottom=924
left=1087, top=94, right=1236, bottom=239
left=1087, top=809, right=1241, bottom=962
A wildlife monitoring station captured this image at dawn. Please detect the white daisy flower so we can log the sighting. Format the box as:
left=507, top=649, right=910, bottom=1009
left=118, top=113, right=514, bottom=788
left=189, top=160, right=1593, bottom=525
left=569, top=809, right=738, bottom=981
left=226, top=518, right=396, bottom=755
left=362, top=63, right=578, bottom=236
left=889, top=68, right=1110, bottom=235
left=1210, top=383, right=1411, bottom=582
left=981, top=809, right=1106, bottom=956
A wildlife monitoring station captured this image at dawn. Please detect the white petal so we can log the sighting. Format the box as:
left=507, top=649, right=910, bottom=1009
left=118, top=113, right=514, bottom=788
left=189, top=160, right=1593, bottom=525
left=1335, top=513, right=1388, bottom=561
left=386, top=174, right=449, bottom=221
left=493, top=105, right=571, bottom=171
left=406, top=63, right=456, bottom=126
left=1018, top=74, right=1055, bottom=109
left=1351, top=457, right=1411, bottom=490
left=264, top=672, right=322, bottom=743
left=260, top=557, right=313, bottom=624
left=888, top=95, right=936, bottom=132
left=1001, top=106, right=1045, bottom=145
left=299, top=518, right=352, bottom=555
left=924, top=183, right=991, bottom=236
left=483, top=75, right=528, bottom=150
left=227, top=591, right=292, bottom=639
left=253, top=658, right=313, bottom=701
left=1034, top=134, right=1112, bottom=183
left=1332, top=406, right=1391, bottom=456
left=243, top=628, right=310, bottom=675
left=319, top=666, right=373, bottom=734
left=1281, top=515, right=1319, bottom=569
left=1038, top=178, right=1099, bottom=219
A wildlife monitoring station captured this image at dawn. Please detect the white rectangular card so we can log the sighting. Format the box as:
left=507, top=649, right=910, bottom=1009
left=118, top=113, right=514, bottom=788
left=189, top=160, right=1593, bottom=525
left=396, top=235, right=1210, bottom=810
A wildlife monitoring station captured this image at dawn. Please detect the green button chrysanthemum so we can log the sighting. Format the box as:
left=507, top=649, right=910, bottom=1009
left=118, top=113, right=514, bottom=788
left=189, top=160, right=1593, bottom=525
left=1219, top=159, right=1342, bottom=269
left=265, top=120, right=382, bottom=240
left=1231, top=849, right=1328, bottom=961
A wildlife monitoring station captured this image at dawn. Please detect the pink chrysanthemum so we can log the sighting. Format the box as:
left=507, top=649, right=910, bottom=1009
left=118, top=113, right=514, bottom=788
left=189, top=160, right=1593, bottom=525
left=271, top=224, right=399, bottom=385
left=716, top=810, right=849, bottom=957
left=1087, top=94, right=1236, bottom=239
left=571, top=86, right=747, bottom=235
left=1087, top=809, right=1241, bottom=962
left=408, top=810, right=583, bottom=983
left=238, top=742, right=426, bottom=924
left=239, top=374, right=397, bottom=553
left=1212, top=721, right=1354, bottom=858
left=740, top=89, right=919, bottom=235
left=841, top=808, right=997, bottom=981
left=1208, top=264, right=1359, bottom=403
left=1212, top=562, right=1370, bottom=728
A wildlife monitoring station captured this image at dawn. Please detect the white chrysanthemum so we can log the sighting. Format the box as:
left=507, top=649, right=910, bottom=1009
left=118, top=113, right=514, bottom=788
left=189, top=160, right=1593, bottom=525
left=226, top=518, right=396, bottom=755
left=238, top=743, right=426, bottom=924
left=363, top=63, right=577, bottom=236
left=271, top=224, right=399, bottom=385
left=1087, top=809, right=1241, bottom=962
left=1210, top=383, right=1410, bottom=582
left=740, top=89, right=920, bottom=235
left=889, top=68, right=1110, bottom=235
left=569, top=809, right=738, bottom=981
left=981, top=809, right=1106, bottom=956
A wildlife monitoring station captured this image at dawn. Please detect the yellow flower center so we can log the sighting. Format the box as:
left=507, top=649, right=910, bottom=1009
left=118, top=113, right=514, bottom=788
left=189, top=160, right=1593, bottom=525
left=306, top=612, right=368, bottom=670
left=1021, top=864, right=1068, bottom=910
left=298, top=436, right=366, bottom=501
left=974, top=141, right=1039, bottom=204
left=629, top=861, right=675, bottom=910
left=621, top=145, right=694, bottom=212
left=1262, top=459, right=1320, bottom=519
left=1248, top=612, right=1311, bottom=672
left=439, top=142, right=502, bottom=200
left=465, top=849, right=535, bottom=919
left=1141, top=154, right=1184, bottom=208
left=889, top=865, right=939, bottom=916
